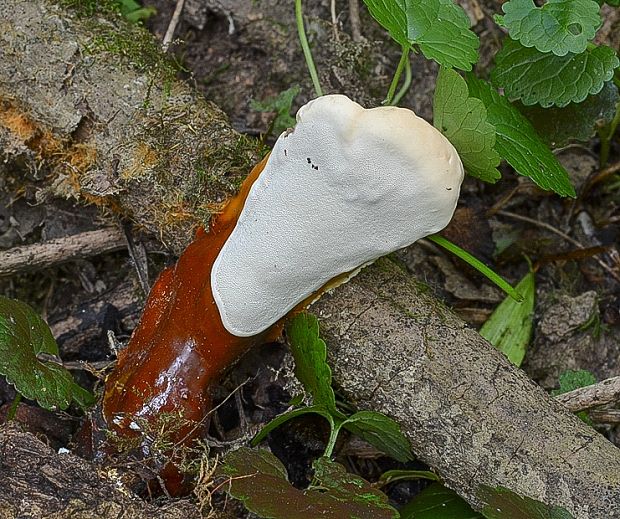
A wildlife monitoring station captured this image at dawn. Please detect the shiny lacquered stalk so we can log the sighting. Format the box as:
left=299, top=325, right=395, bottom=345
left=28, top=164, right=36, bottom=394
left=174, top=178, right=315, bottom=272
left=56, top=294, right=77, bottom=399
left=101, top=157, right=272, bottom=494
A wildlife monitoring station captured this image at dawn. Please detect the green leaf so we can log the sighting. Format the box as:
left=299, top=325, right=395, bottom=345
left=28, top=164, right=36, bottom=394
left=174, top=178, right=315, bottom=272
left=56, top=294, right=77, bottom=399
left=517, top=81, right=620, bottom=148
left=362, top=0, right=479, bottom=70
left=551, top=369, right=597, bottom=424
left=251, top=405, right=335, bottom=446
left=286, top=313, right=338, bottom=413
left=498, top=0, right=601, bottom=56
left=492, top=38, right=619, bottom=108
left=342, top=411, right=413, bottom=462
left=479, top=271, right=535, bottom=367
left=478, top=486, right=574, bottom=519
left=250, top=86, right=301, bottom=136
left=219, top=448, right=398, bottom=518
left=433, top=67, right=501, bottom=183
left=311, top=457, right=398, bottom=516
left=115, top=0, right=156, bottom=22
left=465, top=75, right=576, bottom=197
left=400, top=482, right=483, bottom=519
left=0, top=296, right=95, bottom=411
left=551, top=369, right=597, bottom=396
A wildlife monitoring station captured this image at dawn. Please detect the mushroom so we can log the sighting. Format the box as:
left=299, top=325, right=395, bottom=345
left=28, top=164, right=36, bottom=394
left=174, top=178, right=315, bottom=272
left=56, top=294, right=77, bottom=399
left=97, top=94, right=464, bottom=494
left=212, top=94, right=463, bottom=337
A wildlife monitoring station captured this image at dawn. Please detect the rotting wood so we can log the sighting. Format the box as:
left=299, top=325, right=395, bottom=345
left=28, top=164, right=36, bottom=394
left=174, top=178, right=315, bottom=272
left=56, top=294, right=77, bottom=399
left=0, top=0, right=261, bottom=253
left=1, top=1, right=620, bottom=518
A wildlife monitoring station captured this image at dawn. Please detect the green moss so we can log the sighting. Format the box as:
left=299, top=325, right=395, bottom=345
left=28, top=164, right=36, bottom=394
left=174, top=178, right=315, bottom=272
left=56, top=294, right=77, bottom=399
left=57, top=0, right=121, bottom=17
left=195, top=133, right=267, bottom=193
left=54, top=0, right=180, bottom=87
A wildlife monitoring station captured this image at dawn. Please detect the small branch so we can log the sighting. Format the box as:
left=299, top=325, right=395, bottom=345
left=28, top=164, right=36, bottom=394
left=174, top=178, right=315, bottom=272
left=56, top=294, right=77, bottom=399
left=554, top=376, right=620, bottom=413
left=348, top=0, right=362, bottom=42
left=589, top=409, right=620, bottom=424
left=330, top=0, right=339, bottom=40
left=162, top=0, right=186, bottom=52
left=585, top=160, right=620, bottom=192
left=0, top=228, right=126, bottom=277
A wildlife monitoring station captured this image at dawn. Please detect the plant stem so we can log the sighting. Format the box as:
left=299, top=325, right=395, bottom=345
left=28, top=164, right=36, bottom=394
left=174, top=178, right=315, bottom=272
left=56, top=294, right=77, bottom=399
left=6, top=393, right=22, bottom=422
left=600, top=99, right=620, bottom=168
left=323, top=421, right=342, bottom=458
left=392, top=57, right=412, bottom=106
left=376, top=469, right=439, bottom=487
left=295, top=0, right=323, bottom=97
left=428, top=234, right=523, bottom=303
left=384, top=46, right=410, bottom=106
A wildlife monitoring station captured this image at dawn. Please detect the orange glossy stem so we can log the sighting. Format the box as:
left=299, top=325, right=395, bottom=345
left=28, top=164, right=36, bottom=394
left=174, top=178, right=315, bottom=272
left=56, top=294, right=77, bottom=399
left=101, top=157, right=272, bottom=494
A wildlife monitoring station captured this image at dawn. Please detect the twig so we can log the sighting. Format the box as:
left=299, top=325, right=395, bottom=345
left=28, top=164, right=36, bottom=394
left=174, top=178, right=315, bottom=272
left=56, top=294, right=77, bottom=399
left=162, top=0, right=186, bottom=52
left=330, top=0, right=339, bottom=41
left=584, top=160, right=620, bottom=193
left=497, top=210, right=620, bottom=282
left=119, top=219, right=150, bottom=296
left=589, top=409, right=620, bottom=424
left=554, top=376, right=620, bottom=413
left=0, top=228, right=126, bottom=277
left=348, top=0, right=362, bottom=42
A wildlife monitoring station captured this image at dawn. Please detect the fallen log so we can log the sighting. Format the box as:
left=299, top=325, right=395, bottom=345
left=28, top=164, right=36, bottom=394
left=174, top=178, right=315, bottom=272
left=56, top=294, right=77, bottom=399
left=1, top=1, right=619, bottom=517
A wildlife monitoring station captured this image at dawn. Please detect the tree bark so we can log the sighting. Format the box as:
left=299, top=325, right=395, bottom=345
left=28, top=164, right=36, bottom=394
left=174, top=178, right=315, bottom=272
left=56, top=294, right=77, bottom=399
left=1, top=1, right=620, bottom=518
left=313, top=259, right=620, bottom=518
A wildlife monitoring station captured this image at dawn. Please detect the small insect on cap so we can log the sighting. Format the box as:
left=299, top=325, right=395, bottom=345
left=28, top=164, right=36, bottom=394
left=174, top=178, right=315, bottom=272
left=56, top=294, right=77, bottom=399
left=212, top=94, right=464, bottom=337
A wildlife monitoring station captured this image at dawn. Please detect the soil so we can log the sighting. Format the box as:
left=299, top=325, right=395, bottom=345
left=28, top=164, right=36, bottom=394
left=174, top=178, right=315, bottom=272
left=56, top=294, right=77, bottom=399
left=1, top=0, right=619, bottom=517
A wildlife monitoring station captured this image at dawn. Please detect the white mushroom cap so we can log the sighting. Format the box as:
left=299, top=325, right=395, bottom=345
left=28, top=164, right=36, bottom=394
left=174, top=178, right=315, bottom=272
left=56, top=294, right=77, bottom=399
left=211, top=94, right=464, bottom=337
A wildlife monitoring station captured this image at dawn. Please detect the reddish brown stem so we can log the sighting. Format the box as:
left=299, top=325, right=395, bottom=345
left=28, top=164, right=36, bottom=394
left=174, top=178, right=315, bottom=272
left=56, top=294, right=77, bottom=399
left=99, top=157, right=273, bottom=494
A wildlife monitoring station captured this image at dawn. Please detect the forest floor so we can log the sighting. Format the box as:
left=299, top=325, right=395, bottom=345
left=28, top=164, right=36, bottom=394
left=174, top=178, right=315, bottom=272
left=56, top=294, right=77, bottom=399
left=0, top=0, right=619, bottom=517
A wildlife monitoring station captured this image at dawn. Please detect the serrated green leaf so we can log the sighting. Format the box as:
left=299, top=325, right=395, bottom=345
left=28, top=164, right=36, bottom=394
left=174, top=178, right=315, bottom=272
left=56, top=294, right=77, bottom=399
left=342, top=411, right=413, bottom=462
left=478, top=486, right=574, bottom=519
left=286, top=313, right=337, bottom=412
left=251, top=86, right=301, bottom=136
left=362, top=0, right=479, bottom=70
left=219, top=448, right=398, bottom=518
left=517, top=81, right=620, bottom=147
left=400, top=482, right=483, bottom=519
left=433, top=67, right=501, bottom=183
left=479, top=271, right=535, bottom=367
left=251, top=405, right=334, bottom=446
left=492, top=38, right=619, bottom=108
left=500, top=0, right=601, bottom=56
left=0, top=296, right=95, bottom=411
left=465, top=75, right=576, bottom=197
